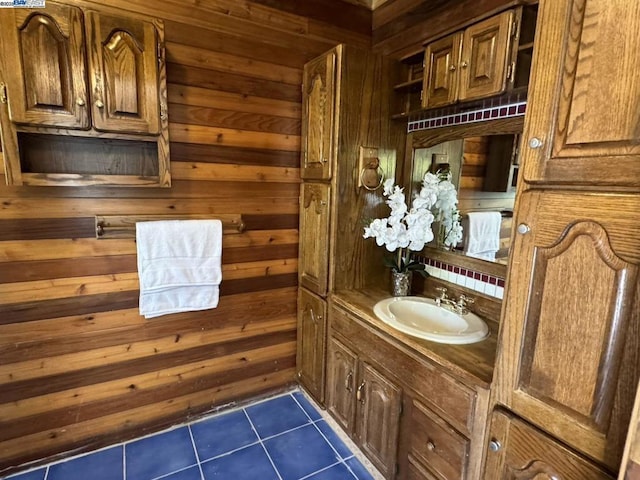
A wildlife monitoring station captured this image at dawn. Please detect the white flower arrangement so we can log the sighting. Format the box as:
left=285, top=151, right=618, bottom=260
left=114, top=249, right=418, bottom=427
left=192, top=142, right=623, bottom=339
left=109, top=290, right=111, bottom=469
left=363, top=171, right=462, bottom=273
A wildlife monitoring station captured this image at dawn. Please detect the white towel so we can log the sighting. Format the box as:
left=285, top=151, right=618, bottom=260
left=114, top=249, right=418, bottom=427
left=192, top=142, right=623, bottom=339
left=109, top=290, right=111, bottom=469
left=136, top=219, right=222, bottom=319
left=464, top=212, right=501, bottom=259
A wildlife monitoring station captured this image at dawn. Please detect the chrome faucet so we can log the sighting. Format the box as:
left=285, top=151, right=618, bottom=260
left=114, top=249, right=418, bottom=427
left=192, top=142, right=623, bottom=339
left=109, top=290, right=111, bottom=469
left=434, top=287, right=475, bottom=315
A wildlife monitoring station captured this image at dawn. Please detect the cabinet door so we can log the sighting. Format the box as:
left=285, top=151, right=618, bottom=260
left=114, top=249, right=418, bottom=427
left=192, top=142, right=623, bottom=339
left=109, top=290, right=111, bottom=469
left=326, top=337, right=357, bottom=434
left=296, top=288, right=327, bottom=404
left=483, top=411, right=614, bottom=480
left=356, top=362, right=401, bottom=480
left=494, top=191, right=640, bottom=470
left=422, top=33, right=462, bottom=109
left=458, top=10, right=514, bottom=101
left=0, top=2, right=89, bottom=129
left=86, top=11, right=160, bottom=135
left=301, top=48, right=336, bottom=180
left=299, top=183, right=330, bottom=296
left=521, top=0, right=640, bottom=187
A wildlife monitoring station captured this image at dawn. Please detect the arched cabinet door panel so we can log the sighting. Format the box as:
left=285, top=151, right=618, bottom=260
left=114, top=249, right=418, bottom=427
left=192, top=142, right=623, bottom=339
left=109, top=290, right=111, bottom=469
left=86, top=11, right=160, bottom=135
left=299, top=183, right=330, bottom=296
left=296, top=288, right=327, bottom=403
left=301, top=48, right=336, bottom=180
left=483, top=410, right=614, bottom=480
left=0, top=2, right=89, bottom=129
left=521, top=0, right=640, bottom=187
left=494, top=191, right=640, bottom=470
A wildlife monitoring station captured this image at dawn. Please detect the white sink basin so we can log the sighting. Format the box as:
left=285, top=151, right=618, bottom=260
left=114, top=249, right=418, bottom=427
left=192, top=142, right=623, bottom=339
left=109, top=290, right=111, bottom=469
left=373, top=296, right=489, bottom=345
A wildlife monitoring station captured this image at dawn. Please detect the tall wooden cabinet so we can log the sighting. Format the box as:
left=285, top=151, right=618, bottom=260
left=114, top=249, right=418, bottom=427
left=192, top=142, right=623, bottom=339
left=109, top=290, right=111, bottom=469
left=0, top=0, right=170, bottom=187
left=297, top=45, right=400, bottom=406
left=486, top=0, right=640, bottom=476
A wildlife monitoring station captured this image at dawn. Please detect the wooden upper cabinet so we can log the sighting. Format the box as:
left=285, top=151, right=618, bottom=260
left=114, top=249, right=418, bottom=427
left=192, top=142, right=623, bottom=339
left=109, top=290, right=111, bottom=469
left=521, top=0, right=640, bottom=187
left=458, top=10, right=514, bottom=102
left=301, top=48, right=337, bottom=180
left=494, top=190, right=640, bottom=470
left=422, top=10, right=514, bottom=109
left=86, top=11, right=160, bottom=135
left=422, top=33, right=462, bottom=109
left=0, top=2, right=89, bottom=129
left=299, top=183, right=331, bottom=296
left=483, top=411, right=614, bottom=480
left=296, top=288, right=327, bottom=404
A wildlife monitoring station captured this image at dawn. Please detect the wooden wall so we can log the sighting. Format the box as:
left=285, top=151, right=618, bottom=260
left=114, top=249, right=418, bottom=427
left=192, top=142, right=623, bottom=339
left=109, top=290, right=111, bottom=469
left=0, top=0, right=370, bottom=474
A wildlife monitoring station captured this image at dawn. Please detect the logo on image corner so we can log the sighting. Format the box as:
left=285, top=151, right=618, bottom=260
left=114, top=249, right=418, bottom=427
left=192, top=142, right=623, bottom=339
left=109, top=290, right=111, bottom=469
left=0, top=0, right=46, bottom=8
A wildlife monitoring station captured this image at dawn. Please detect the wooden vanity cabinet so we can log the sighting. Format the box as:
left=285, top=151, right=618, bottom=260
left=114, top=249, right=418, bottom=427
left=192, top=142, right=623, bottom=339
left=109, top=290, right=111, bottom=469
left=0, top=0, right=170, bottom=187
left=327, top=304, right=489, bottom=480
left=422, top=10, right=514, bottom=109
left=484, top=410, right=614, bottom=480
left=327, top=336, right=402, bottom=479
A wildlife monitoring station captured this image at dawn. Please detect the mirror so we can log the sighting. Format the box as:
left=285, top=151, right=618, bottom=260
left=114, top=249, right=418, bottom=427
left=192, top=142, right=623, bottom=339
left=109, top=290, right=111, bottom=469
left=404, top=117, right=524, bottom=267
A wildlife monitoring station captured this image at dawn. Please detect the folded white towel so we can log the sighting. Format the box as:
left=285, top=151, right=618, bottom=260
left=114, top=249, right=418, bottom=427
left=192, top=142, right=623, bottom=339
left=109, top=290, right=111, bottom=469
left=464, top=211, right=501, bottom=256
left=136, top=219, right=222, bottom=319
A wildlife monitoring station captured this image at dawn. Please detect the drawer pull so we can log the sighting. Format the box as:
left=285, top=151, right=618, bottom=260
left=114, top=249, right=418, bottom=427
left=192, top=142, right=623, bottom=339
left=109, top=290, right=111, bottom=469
left=489, top=439, right=502, bottom=452
left=345, top=371, right=353, bottom=392
left=426, top=440, right=436, bottom=451
left=356, top=381, right=366, bottom=404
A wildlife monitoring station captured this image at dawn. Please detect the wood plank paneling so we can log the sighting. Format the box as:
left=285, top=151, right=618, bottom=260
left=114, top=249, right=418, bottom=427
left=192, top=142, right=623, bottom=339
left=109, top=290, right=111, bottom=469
left=372, top=0, right=513, bottom=57
left=0, top=0, right=370, bottom=475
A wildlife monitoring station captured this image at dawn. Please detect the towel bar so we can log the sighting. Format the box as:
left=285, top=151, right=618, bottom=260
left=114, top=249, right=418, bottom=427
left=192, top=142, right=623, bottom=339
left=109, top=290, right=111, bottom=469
left=95, top=214, right=245, bottom=239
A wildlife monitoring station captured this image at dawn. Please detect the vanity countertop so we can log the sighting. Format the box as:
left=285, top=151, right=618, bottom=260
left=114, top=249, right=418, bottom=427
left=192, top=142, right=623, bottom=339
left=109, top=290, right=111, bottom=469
left=332, top=288, right=497, bottom=389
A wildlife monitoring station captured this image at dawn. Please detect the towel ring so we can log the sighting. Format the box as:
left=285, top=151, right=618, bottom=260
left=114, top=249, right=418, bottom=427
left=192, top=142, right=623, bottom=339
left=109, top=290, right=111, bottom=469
left=360, top=165, right=385, bottom=191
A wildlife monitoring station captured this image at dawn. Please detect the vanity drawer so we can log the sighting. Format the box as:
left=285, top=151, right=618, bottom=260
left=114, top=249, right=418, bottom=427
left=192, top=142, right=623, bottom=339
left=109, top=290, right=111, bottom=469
left=407, top=456, right=439, bottom=480
left=409, top=400, right=469, bottom=480
left=330, top=305, right=476, bottom=435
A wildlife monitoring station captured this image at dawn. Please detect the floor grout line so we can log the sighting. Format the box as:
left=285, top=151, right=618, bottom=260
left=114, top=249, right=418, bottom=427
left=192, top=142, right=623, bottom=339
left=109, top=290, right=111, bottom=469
left=242, top=408, right=283, bottom=480
left=122, top=444, right=126, bottom=480
left=297, top=460, right=342, bottom=480
left=187, top=425, right=206, bottom=480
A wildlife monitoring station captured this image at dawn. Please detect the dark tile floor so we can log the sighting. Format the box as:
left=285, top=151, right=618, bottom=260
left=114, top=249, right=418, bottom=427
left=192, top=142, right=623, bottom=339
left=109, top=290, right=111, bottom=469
left=4, top=391, right=376, bottom=480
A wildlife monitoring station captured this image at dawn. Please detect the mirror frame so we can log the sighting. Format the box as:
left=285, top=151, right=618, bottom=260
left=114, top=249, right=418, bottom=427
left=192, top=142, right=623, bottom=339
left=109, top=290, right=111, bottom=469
left=402, top=116, right=525, bottom=278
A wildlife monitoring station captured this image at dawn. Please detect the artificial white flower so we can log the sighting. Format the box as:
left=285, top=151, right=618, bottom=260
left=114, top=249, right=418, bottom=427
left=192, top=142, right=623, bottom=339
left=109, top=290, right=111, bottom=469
left=363, top=170, right=461, bottom=272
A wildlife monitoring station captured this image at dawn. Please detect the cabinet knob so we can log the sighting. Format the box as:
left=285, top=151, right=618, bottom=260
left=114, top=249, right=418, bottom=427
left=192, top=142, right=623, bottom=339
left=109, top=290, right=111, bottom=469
left=426, top=440, right=436, bottom=451
left=460, top=61, right=468, bottom=68
left=517, top=223, right=531, bottom=235
left=76, top=98, right=86, bottom=106
left=489, top=439, right=502, bottom=452
left=321, top=157, right=328, bottom=164
left=528, top=137, right=544, bottom=149
left=449, top=64, right=457, bottom=72
left=95, top=99, right=104, bottom=109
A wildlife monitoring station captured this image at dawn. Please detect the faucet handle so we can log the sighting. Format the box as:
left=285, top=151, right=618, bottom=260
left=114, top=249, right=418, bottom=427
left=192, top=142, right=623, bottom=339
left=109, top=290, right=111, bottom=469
left=458, top=294, right=475, bottom=305
left=435, top=287, right=448, bottom=296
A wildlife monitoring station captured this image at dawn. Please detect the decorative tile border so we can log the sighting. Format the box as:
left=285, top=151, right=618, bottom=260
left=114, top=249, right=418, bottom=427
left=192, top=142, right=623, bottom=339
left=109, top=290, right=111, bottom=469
left=407, top=93, right=527, bottom=133
left=417, top=255, right=505, bottom=299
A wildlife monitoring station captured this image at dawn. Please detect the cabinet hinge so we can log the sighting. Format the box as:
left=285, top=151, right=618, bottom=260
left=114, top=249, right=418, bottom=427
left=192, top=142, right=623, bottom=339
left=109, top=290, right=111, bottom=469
left=512, top=19, right=519, bottom=38
left=0, top=83, right=7, bottom=104
left=506, top=61, right=516, bottom=83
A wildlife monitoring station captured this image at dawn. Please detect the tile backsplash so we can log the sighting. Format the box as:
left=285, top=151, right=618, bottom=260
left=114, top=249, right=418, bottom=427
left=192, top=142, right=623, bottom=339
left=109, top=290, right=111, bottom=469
left=417, top=255, right=505, bottom=299
left=407, top=92, right=527, bottom=133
